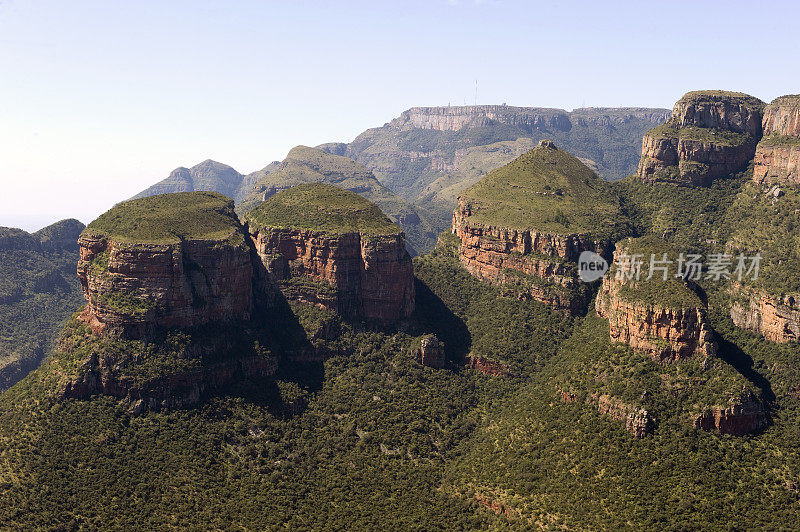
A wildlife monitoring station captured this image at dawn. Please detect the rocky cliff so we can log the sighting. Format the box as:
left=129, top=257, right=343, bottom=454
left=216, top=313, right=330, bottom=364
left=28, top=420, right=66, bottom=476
left=77, top=192, right=256, bottom=337
left=595, top=237, right=716, bottom=361
left=238, top=145, right=434, bottom=255
left=730, top=284, right=799, bottom=343
left=693, top=391, right=768, bottom=436
left=638, top=91, right=765, bottom=186
left=452, top=141, right=628, bottom=313
left=753, top=95, right=800, bottom=185
left=245, top=184, right=415, bottom=325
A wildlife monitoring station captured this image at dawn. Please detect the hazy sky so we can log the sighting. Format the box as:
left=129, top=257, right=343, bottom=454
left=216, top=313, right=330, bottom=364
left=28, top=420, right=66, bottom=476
left=1, top=0, right=798, bottom=231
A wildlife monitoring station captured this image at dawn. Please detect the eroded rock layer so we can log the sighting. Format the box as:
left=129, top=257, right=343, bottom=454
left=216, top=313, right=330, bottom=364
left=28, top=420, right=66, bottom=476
left=693, top=391, right=768, bottom=436
left=595, top=239, right=716, bottom=362
left=77, top=193, right=255, bottom=337
left=638, top=91, right=765, bottom=186
left=249, top=226, right=414, bottom=325
left=453, top=198, right=603, bottom=312
left=730, top=284, right=800, bottom=343
left=753, top=95, right=800, bottom=185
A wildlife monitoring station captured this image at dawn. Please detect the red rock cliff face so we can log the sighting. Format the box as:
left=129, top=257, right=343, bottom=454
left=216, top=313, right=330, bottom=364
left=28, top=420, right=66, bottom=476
left=693, top=391, right=768, bottom=436
left=753, top=96, right=800, bottom=186
left=730, top=284, right=799, bottom=343
left=249, top=227, right=414, bottom=325
left=77, top=232, right=253, bottom=337
left=638, top=92, right=764, bottom=186
left=595, top=247, right=716, bottom=362
left=452, top=198, right=607, bottom=313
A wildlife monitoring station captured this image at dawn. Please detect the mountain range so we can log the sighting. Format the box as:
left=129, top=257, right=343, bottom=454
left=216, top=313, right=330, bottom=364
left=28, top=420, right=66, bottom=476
left=133, top=105, right=669, bottom=252
left=2, top=93, right=800, bottom=529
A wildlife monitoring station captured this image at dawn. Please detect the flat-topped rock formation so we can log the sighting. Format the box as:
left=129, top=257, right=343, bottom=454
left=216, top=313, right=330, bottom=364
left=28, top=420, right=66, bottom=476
left=239, top=145, right=433, bottom=255
left=724, top=182, right=800, bottom=343
left=638, top=91, right=765, bottom=186
left=77, top=192, right=255, bottom=337
left=452, top=140, right=629, bottom=313
left=245, top=183, right=414, bottom=325
left=753, top=95, right=800, bottom=186
left=595, top=236, right=716, bottom=362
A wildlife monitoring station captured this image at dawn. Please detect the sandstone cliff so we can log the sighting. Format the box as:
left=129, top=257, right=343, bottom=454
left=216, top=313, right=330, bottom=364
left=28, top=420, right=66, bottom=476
left=693, top=391, right=768, bottom=436
left=246, top=184, right=415, bottom=325
left=77, top=192, right=256, bottom=337
left=595, top=237, right=716, bottom=361
left=452, top=141, right=628, bottom=313
left=638, top=91, right=765, bottom=186
left=238, top=145, right=434, bottom=255
left=730, top=284, right=799, bottom=343
left=753, top=95, right=800, bottom=185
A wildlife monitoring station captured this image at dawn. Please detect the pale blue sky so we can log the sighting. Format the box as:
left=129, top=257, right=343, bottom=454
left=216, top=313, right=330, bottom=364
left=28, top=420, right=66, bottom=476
left=1, top=0, right=797, bottom=230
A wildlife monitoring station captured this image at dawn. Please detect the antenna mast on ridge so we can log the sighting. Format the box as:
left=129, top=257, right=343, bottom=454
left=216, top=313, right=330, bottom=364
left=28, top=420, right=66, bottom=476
left=474, top=79, right=478, bottom=106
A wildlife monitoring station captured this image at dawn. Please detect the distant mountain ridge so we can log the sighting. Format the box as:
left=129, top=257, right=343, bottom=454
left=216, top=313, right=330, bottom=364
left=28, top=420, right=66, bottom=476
left=317, top=104, right=671, bottom=232
left=132, top=159, right=279, bottom=203
left=0, top=219, right=85, bottom=391
left=131, top=104, right=669, bottom=252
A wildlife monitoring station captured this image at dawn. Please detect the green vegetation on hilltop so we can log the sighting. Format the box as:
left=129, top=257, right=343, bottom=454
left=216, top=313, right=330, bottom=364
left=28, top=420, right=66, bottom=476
left=722, top=181, right=800, bottom=296
left=84, top=192, right=244, bottom=244
left=610, top=235, right=704, bottom=310
left=678, top=90, right=766, bottom=111
left=460, top=142, right=629, bottom=240
left=246, top=183, right=401, bottom=237
left=239, top=145, right=435, bottom=253
left=647, top=123, right=752, bottom=146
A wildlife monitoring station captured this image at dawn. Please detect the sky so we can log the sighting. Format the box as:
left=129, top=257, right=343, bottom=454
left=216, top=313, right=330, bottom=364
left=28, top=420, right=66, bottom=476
left=1, top=0, right=798, bottom=231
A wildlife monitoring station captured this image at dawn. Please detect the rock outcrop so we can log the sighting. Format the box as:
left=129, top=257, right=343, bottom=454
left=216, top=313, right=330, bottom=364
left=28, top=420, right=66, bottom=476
left=730, top=284, right=799, bottom=343
left=452, top=141, right=627, bottom=313
left=453, top=199, right=601, bottom=312
left=693, top=391, right=768, bottom=435
left=595, top=237, right=716, bottom=361
left=238, top=145, right=433, bottom=255
left=77, top=192, right=256, bottom=337
left=638, top=91, right=765, bottom=186
left=246, top=184, right=415, bottom=325
left=59, top=332, right=277, bottom=413
left=753, top=95, right=800, bottom=186
left=594, top=394, right=654, bottom=438
left=415, top=334, right=445, bottom=368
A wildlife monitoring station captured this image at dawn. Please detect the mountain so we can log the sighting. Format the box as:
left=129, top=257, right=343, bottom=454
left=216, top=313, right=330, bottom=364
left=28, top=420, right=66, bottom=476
left=3, top=91, right=800, bottom=530
left=245, top=183, right=415, bottom=325
left=132, top=159, right=279, bottom=203
left=320, top=105, right=670, bottom=230
left=239, top=145, right=436, bottom=254
left=0, top=219, right=85, bottom=391
left=453, top=139, right=630, bottom=314
left=638, top=91, right=765, bottom=186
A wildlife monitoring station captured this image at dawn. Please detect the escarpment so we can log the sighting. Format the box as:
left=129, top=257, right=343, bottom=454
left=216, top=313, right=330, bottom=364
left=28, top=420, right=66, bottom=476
left=595, top=237, right=716, bottom=361
left=77, top=192, right=256, bottom=337
left=59, top=192, right=281, bottom=412
left=452, top=140, right=629, bottom=313
left=238, top=145, right=433, bottom=255
left=245, top=183, right=415, bottom=325
left=693, top=391, right=768, bottom=436
left=730, top=284, right=799, bottom=343
left=638, top=91, right=765, bottom=186
left=723, top=182, right=800, bottom=343
left=753, top=95, right=800, bottom=185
